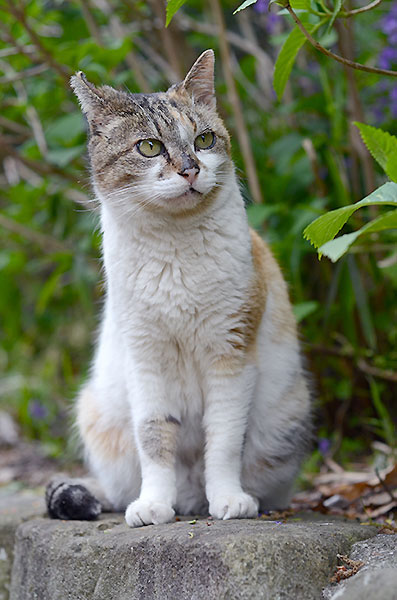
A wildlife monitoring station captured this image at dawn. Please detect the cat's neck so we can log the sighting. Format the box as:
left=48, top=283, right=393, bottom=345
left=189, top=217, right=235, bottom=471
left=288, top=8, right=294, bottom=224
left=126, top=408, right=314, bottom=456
left=98, top=175, right=247, bottom=249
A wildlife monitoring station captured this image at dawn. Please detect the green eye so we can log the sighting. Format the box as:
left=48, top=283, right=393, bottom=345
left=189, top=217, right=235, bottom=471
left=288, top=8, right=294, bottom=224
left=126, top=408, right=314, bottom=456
left=137, top=139, right=163, bottom=157
left=195, top=132, right=216, bottom=150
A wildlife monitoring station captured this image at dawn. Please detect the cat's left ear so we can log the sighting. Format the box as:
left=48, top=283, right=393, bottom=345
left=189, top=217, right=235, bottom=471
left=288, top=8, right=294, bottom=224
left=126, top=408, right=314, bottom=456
left=182, top=49, right=215, bottom=109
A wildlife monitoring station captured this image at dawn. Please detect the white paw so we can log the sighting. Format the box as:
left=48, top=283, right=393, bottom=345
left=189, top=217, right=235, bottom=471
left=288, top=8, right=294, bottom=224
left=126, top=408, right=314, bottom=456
left=125, top=498, right=175, bottom=527
left=209, top=492, right=258, bottom=520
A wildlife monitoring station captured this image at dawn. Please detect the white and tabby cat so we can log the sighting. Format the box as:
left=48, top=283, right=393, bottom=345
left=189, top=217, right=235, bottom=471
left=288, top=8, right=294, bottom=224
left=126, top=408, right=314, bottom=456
left=46, top=50, right=311, bottom=527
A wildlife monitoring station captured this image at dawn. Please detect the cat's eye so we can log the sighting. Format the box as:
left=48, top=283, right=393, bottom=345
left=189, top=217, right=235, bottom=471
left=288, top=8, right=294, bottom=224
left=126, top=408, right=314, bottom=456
left=136, top=139, right=163, bottom=157
left=195, top=132, right=216, bottom=150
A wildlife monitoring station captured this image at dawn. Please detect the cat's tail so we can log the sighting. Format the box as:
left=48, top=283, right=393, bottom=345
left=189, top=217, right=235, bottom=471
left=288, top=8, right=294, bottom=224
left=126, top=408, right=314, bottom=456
left=45, top=474, right=108, bottom=520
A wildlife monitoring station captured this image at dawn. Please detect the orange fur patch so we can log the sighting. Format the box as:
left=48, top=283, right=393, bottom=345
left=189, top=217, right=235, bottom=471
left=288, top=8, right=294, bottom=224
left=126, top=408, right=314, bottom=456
left=224, top=230, right=268, bottom=358
left=216, top=230, right=297, bottom=374
left=77, top=388, right=135, bottom=462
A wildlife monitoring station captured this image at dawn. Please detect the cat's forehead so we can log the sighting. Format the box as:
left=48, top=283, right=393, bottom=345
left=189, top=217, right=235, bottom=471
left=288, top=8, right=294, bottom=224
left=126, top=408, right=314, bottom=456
left=131, top=92, right=198, bottom=136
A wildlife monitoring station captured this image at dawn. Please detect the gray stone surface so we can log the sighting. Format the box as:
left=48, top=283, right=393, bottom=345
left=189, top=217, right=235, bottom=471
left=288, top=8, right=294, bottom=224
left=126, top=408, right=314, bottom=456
left=324, top=533, right=397, bottom=600
left=0, top=489, right=45, bottom=600
left=9, top=512, right=378, bottom=600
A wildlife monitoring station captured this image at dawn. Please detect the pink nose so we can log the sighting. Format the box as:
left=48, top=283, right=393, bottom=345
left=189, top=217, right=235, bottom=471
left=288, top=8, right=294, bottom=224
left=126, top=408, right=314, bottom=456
left=180, top=167, right=199, bottom=186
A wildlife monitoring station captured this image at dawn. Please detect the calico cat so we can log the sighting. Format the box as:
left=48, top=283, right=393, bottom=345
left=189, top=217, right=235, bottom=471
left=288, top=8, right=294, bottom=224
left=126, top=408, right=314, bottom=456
left=46, top=50, right=311, bottom=527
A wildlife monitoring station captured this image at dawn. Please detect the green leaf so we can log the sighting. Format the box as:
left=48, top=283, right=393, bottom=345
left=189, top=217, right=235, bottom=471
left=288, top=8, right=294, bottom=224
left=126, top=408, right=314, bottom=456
left=46, top=145, right=84, bottom=167
left=46, top=113, right=85, bottom=145
left=303, top=182, right=397, bottom=250
left=292, top=300, right=319, bottom=322
left=273, top=20, right=325, bottom=100
left=246, top=204, right=281, bottom=228
left=354, top=122, right=397, bottom=182
left=290, top=0, right=311, bottom=8
left=319, top=209, right=397, bottom=262
left=348, top=255, right=377, bottom=350
left=369, top=379, right=396, bottom=448
left=233, top=0, right=258, bottom=14
left=165, top=0, right=186, bottom=26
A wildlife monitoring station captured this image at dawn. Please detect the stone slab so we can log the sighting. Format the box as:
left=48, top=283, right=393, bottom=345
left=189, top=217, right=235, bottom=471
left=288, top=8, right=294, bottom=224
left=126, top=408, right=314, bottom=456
left=0, top=489, right=45, bottom=600
left=324, top=533, right=397, bottom=600
left=10, top=512, right=378, bottom=600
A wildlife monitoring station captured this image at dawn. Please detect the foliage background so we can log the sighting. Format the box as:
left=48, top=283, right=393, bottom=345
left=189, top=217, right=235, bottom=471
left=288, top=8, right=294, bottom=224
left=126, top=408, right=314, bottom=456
left=0, top=0, right=396, bottom=471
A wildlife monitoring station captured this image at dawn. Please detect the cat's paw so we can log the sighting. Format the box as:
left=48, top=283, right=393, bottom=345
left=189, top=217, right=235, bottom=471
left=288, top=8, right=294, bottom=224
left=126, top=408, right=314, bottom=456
left=125, top=498, right=175, bottom=527
left=209, top=492, right=259, bottom=520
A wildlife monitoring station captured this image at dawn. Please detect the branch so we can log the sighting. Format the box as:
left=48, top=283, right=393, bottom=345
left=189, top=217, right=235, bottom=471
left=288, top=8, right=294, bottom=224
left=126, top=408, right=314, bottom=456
left=0, top=135, right=79, bottom=184
left=0, top=45, right=35, bottom=58
left=357, top=359, right=397, bottom=384
left=177, top=13, right=274, bottom=88
left=306, top=343, right=397, bottom=383
left=342, top=0, right=383, bottom=18
left=0, top=213, right=72, bottom=254
left=77, top=0, right=104, bottom=46
left=375, top=467, right=396, bottom=502
left=0, top=115, right=31, bottom=136
left=148, top=0, right=183, bottom=80
left=0, top=63, right=48, bottom=84
left=4, top=0, right=71, bottom=84
left=285, top=2, right=397, bottom=78
left=90, top=0, right=152, bottom=92
left=211, top=0, right=263, bottom=204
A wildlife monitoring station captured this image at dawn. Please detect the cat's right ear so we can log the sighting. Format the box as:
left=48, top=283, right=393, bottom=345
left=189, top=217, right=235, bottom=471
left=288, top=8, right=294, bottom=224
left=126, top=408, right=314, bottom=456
left=70, top=72, right=105, bottom=119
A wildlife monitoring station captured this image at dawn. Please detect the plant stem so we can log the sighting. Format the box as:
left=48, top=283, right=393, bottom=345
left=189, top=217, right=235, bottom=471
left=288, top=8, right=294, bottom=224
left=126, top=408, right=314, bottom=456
left=342, top=0, right=383, bottom=18
left=285, top=2, right=397, bottom=78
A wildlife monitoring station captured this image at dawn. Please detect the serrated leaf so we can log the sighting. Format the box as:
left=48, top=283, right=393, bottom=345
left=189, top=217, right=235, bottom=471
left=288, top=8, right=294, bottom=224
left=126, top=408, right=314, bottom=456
left=303, top=182, right=397, bottom=250
left=319, top=209, right=397, bottom=262
left=233, top=0, right=258, bottom=14
left=273, top=19, right=324, bottom=100
left=165, top=0, right=186, bottom=26
left=354, top=122, right=397, bottom=182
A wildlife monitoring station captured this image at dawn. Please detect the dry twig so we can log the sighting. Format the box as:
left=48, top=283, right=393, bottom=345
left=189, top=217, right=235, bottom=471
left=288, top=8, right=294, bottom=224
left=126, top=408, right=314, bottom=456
left=211, top=0, right=263, bottom=204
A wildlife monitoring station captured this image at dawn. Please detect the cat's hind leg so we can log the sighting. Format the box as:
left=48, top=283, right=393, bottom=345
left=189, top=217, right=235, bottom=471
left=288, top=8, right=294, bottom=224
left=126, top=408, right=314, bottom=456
left=46, top=385, right=141, bottom=520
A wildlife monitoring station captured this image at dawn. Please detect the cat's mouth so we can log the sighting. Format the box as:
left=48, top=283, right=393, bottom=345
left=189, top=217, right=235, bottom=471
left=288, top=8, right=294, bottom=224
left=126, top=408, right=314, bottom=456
left=181, top=187, right=202, bottom=197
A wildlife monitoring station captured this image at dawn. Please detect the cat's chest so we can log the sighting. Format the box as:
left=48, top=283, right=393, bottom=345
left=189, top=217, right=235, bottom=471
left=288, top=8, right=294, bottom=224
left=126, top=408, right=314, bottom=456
left=106, top=227, right=250, bottom=332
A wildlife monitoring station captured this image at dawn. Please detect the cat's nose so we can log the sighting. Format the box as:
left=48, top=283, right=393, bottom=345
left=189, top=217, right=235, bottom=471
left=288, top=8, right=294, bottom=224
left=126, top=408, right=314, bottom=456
left=179, top=166, right=200, bottom=185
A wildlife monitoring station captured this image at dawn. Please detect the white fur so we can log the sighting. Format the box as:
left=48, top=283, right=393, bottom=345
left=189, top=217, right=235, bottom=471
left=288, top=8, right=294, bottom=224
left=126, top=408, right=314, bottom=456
left=81, top=159, right=309, bottom=527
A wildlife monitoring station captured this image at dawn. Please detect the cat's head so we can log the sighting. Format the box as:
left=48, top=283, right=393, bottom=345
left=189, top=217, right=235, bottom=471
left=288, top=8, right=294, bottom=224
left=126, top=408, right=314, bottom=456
left=71, top=50, right=232, bottom=217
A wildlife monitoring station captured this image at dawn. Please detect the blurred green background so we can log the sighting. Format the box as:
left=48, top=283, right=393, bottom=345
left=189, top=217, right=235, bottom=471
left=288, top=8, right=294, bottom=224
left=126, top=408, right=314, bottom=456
left=0, top=0, right=396, bottom=472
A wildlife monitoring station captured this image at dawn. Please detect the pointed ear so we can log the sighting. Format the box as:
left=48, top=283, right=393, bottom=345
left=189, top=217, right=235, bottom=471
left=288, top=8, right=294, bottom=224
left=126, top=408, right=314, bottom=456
left=70, top=71, right=107, bottom=119
left=182, top=50, right=215, bottom=109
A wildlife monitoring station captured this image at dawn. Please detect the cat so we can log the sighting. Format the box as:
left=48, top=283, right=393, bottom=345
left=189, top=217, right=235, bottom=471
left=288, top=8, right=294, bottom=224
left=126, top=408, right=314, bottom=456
left=46, top=50, right=311, bottom=527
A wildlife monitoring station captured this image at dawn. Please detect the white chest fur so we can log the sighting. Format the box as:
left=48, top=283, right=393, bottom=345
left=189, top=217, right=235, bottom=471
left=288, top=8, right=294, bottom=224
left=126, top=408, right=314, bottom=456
left=100, top=181, right=253, bottom=351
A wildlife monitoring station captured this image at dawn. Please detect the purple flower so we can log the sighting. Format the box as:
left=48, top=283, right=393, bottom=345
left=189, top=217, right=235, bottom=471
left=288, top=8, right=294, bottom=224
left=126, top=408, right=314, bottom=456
left=29, top=400, right=48, bottom=420
left=318, top=437, right=331, bottom=456
left=380, top=16, right=397, bottom=38
left=379, top=47, right=397, bottom=70
left=389, top=31, right=397, bottom=45
left=265, top=13, right=282, bottom=35
left=253, top=0, right=269, bottom=13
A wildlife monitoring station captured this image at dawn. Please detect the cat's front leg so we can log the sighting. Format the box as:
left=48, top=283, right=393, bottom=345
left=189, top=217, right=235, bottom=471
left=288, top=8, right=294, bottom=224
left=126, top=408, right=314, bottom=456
left=125, top=363, right=180, bottom=527
left=204, top=362, right=259, bottom=520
